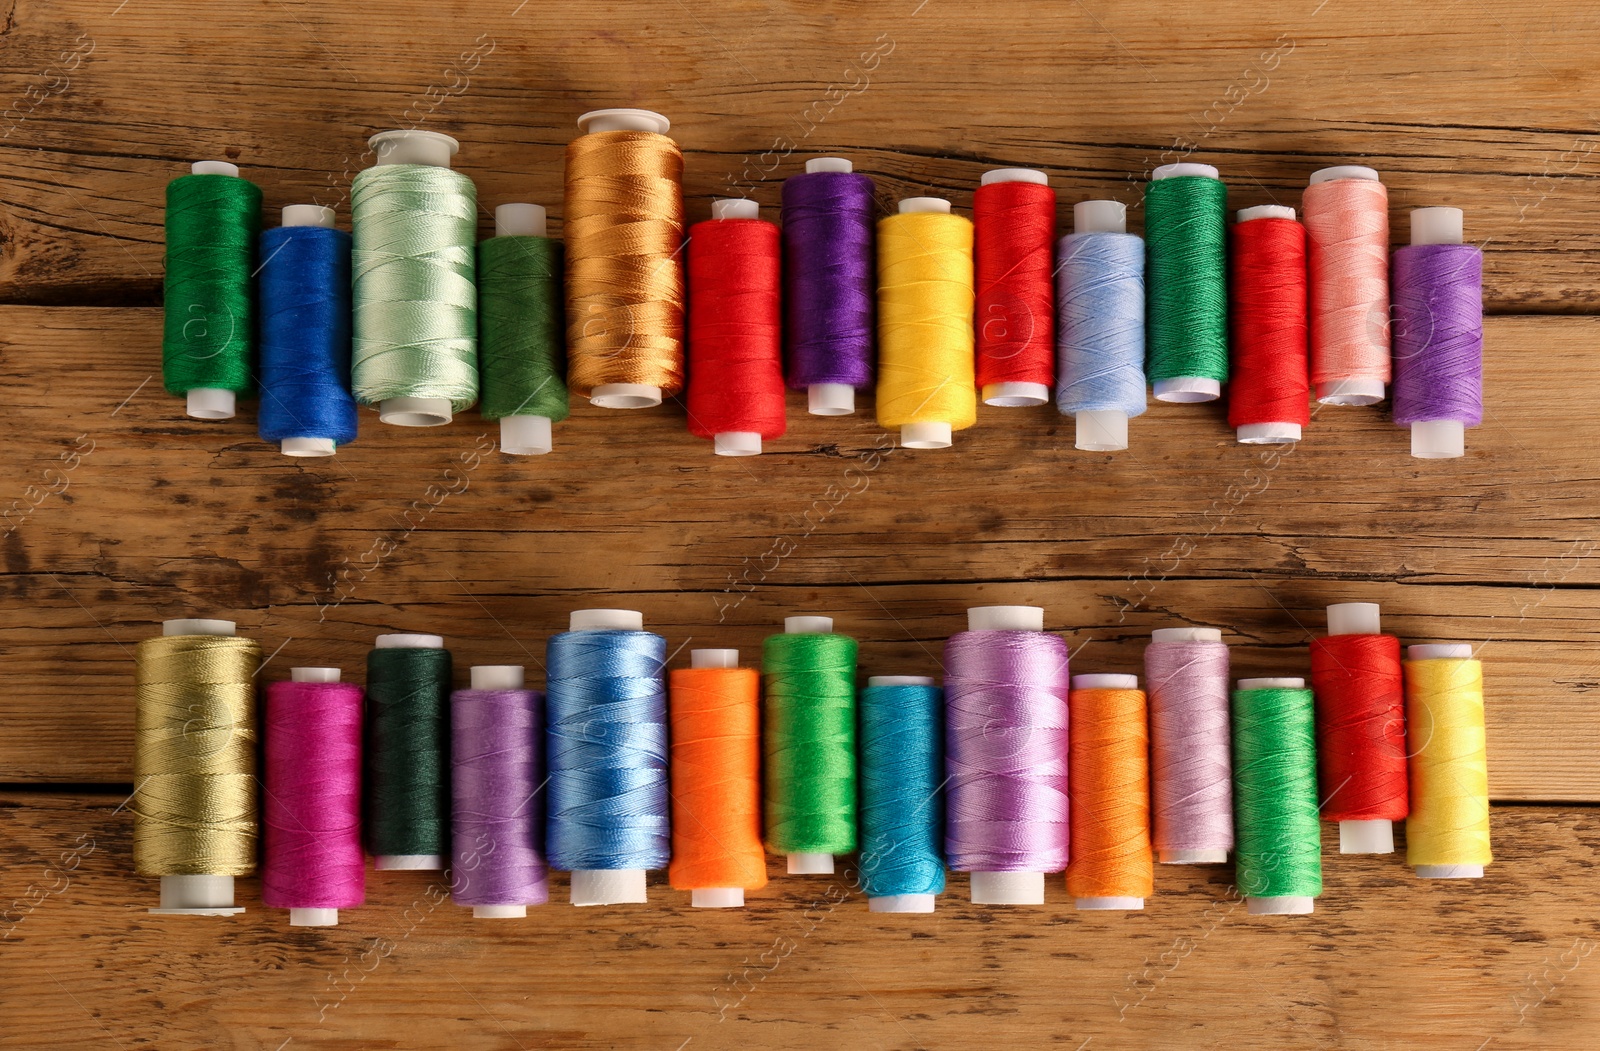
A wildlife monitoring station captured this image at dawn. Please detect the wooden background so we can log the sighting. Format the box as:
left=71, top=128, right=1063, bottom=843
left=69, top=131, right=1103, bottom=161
left=2, top=1, right=1598, bottom=1047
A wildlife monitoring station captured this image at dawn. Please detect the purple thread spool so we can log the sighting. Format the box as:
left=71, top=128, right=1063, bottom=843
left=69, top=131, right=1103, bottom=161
left=1392, top=207, right=1483, bottom=459
left=944, top=605, right=1071, bottom=905
left=1145, top=627, right=1233, bottom=864
left=782, top=157, right=876, bottom=416
left=451, top=665, right=548, bottom=917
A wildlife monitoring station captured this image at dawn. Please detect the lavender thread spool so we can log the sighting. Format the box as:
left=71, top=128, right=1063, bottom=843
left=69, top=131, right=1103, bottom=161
left=944, top=605, right=1071, bottom=905
left=1145, top=627, right=1233, bottom=864
left=1392, top=207, right=1484, bottom=459
left=782, top=157, right=876, bottom=416
left=451, top=665, right=547, bottom=918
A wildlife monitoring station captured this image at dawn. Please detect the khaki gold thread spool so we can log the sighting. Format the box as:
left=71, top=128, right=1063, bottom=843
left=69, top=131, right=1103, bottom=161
left=564, top=108, right=685, bottom=409
left=133, top=618, right=261, bottom=915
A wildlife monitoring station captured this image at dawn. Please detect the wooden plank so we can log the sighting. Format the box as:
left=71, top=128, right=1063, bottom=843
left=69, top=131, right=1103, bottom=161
left=0, top=791, right=1593, bottom=1050
left=0, top=3, right=1596, bottom=309
left=2, top=308, right=1596, bottom=792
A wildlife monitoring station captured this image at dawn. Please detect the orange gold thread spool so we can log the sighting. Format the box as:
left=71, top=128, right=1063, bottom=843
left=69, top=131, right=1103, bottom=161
left=1067, top=673, right=1153, bottom=910
left=668, top=648, right=768, bottom=907
left=564, top=108, right=685, bottom=409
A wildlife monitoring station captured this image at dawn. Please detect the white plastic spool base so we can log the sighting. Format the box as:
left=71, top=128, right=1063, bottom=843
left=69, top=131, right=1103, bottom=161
left=869, top=894, right=936, bottom=913
left=1316, top=377, right=1386, bottom=407
left=470, top=665, right=524, bottom=690
left=571, top=868, right=648, bottom=906
left=1077, top=896, right=1145, bottom=911
left=691, top=648, right=739, bottom=669
left=1411, top=420, right=1465, bottom=460
left=282, top=437, right=337, bottom=457
left=1153, top=376, right=1221, bottom=404
left=1236, top=422, right=1301, bottom=445
left=1327, top=602, right=1381, bottom=637
left=163, top=618, right=236, bottom=637
left=186, top=388, right=236, bottom=421
left=1247, top=895, right=1314, bottom=916
left=571, top=608, right=645, bottom=632
left=501, top=414, right=553, bottom=456
left=807, top=383, right=856, bottom=416
left=1072, top=673, right=1138, bottom=691
left=1237, top=205, right=1296, bottom=223
left=1159, top=849, right=1228, bottom=865
left=714, top=431, right=762, bottom=457
left=379, top=397, right=452, bottom=428
left=472, top=904, right=528, bottom=919
left=192, top=160, right=240, bottom=178
left=590, top=383, right=662, bottom=410
left=1409, top=643, right=1473, bottom=661
left=374, top=854, right=444, bottom=871
left=867, top=675, right=936, bottom=687
left=787, top=853, right=835, bottom=875
left=291, top=667, right=341, bottom=684
left=983, top=382, right=1049, bottom=408
left=806, top=157, right=853, bottom=174
left=1238, top=677, right=1305, bottom=690
left=1417, top=864, right=1485, bottom=879
left=1076, top=409, right=1129, bottom=452
left=577, top=109, right=671, bottom=135
left=290, top=907, right=340, bottom=927
left=970, top=870, right=1045, bottom=905
left=1150, top=626, right=1222, bottom=645
left=785, top=615, right=834, bottom=635
left=967, top=605, right=1044, bottom=632
left=711, top=198, right=759, bottom=221
left=1074, top=200, right=1126, bottom=235
left=495, top=203, right=547, bottom=239
left=369, top=129, right=459, bottom=168
left=1339, top=819, right=1395, bottom=855
left=692, top=887, right=745, bottom=908
left=151, top=875, right=243, bottom=916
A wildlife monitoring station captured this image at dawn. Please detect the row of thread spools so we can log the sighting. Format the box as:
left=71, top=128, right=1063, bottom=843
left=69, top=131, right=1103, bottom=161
left=133, top=602, right=1490, bottom=926
left=163, top=108, right=1484, bottom=461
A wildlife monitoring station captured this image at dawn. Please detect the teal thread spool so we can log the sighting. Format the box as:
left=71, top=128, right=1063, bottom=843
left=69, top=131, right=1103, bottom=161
left=365, top=632, right=453, bottom=870
left=1231, top=676, right=1322, bottom=915
left=1145, top=163, right=1229, bottom=403
left=162, top=160, right=261, bottom=420
left=351, top=130, right=478, bottom=427
left=478, top=203, right=569, bottom=454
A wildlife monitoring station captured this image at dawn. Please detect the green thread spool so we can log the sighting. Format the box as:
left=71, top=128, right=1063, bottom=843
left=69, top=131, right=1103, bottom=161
left=479, top=203, right=570, bottom=455
left=365, top=633, right=452, bottom=869
left=1146, top=164, right=1229, bottom=402
left=762, top=616, right=858, bottom=872
left=162, top=161, right=261, bottom=420
left=1231, top=677, right=1322, bottom=915
left=351, top=130, right=478, bottom=427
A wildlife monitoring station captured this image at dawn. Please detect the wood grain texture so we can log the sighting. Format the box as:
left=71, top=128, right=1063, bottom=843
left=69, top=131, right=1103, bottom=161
left=0, top=792, right=1593, bottom=1051
left=0, top=2, right=1597, bottom=310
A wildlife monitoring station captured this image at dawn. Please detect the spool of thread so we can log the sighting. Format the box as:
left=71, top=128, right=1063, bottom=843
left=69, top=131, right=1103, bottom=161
left=686, top=199, right=785, bottom=456
left=162, top=160, right=260, bottom=420
left=478, top=203, right=569, bottom=455
left=1309, top=602, right=1406, bottom=854
left=1392, top=207, right=1484, bottom=459
left=974, top=168, right=1056, bottom=407
left=351, top=130, right=478, bottom=426
left=782, top=157, right=876, bottom=415
left=546, top=608, right=670, bottom=905
left=133, top=618, right=260, bottom=915
left=762, top=616, right=858, bottom=875
left=1404, top=644, right=1492, bottom=879
left=944, top=605, right=1070, bottom=905
left=1145, top=163, right=1228, bottom=403
left=668, top=648, right=767, bottom=908
left=365, top=633, right=452, bottom=871
left=859, top=675, right=945, bottom=914
left=1145, top=626, right=1233, bottom=863
left=564, top=108, right=684, bottom=409
left=1231, top=677, right=1322, bottom=915
left=258, top=205, right=358, bottom=456
left=876, top=197, right=977, bottom=449
left=1228, top=205, right=1309, bottom=444
left=1304, top=165, right=1390, bottom=406
left=1055, top=199, right=1147, bottom=451
left=452, top=665, right=547, bottom=918
left=1066, top=673, right=1152, bottom=911
left=263, top=667, right=365, bottom=926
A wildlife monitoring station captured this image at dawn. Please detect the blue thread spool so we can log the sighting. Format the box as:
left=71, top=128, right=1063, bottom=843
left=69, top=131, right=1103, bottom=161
left=859, top=674, right=946, bottom=913
left=1055, top=200, right=1146, bottom=452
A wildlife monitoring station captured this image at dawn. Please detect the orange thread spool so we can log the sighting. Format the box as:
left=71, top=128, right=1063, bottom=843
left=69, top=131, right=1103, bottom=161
left=1067, top=675, right=1153, bottom=909
left=1304, top=167, right=1390, bottom=405
left=668, top=651, right=767, bottom=905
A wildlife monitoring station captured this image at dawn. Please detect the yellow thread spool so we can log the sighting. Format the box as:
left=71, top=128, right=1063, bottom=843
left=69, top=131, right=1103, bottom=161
left=1403, top=644, right=1491, bottom=878
left=876, top=197, right=977, bottom=449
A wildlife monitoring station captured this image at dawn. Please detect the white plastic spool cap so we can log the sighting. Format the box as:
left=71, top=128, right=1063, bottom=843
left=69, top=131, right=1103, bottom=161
left=1309, top=165, right=1379, bottom=185
left=711, top=198, right=759, bottom=221
left=1417, top=863, right=1484, bottom=879
left=787, top=853, right=834, bottom=875
left=1074, top=200, right=1126, bottom=235
left=1406, top=206, right=1469, bottom=459
left=186, top=387, right=236, bottom=421
left=277, top=209, right=344, bottom=455
left=1077, top=410, right=1130, bottom=452
left=1148, top=166, right=1223, bottom=404
left=495, top=203, right=547, bottom=239
left=378, top=396, right=453, bottom=428
left=570, top=608, right=644, bottom=632
left=163, top=618, right=236, bottom=637
left=970, top=870, right=1045, bottom=905
left=1072, top=673, right=1138, bottom=690
left=1237, top=205, right=1296, bottom=223
left=869, top=894, right=936, bottom=913
left=1153, top=162, right=1220, bottom=181
left=1247, top=895, right=1314, bottom=916
left=1317, top=377, right=1386, bottom=408
left=471, top=665, right=524, bottom=690
left=1077, top=896, right=1145, bottom=911
left=371, top=634, right=447, bottom=870
left=784, top=615, right=834, bottom=635
left=898, top=197, right=951, bottom=215
left=982, top=168, right=1048, bottom=187
left=806, top=157, right=853, bottom=174
left=472, top=904, right=528, bottom=919
left=967, top=606, right=1044, bottom=632
left=1327, top=602, right=1381, bottom=637
left=1236, top=422, right=1301, bottom=445
left=807, top=383, right=856, bottom=416
left=867, top=675, right=936, bottom=687
left=692, top=888, right=745, bottom=908
left=375, top=632, right=444, bottom=650
left=713, top=431, right=762, bottom=457
left=577, top=109, right=670, bottom=135
left=291, top=667, right=341, bottom=684
left=501, top=414, right=553, bottom=456
left=977, top=171, right=1051, bottom=409
left=1150, top=627, right=1222, bottom=644
left=590, top=383, right=662, bottom=410
left=1238, top=677, right=1306, bottom=690
left=1409, top=643, right=1474, bottom=661
left=191, top=160, right=240, bottom=178
left=571, top=868, right=648, bottom=906
left=691, top=648, right=739, bottom=669
left=289, top=907, right=340, bottom=926
left=152, top=874, right=243, bottom=916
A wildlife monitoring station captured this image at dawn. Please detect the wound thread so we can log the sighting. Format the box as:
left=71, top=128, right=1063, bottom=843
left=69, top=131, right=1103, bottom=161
left=451, top=685, right=547, bottom=907
left=1054, top=229, right=1147, bottom=423
left=364, top=642, right=453, bottom=860
left=1304, top=173, right=1390, bottom=400
left=1230, top=682, right=1323, bottom=903
left=1145, top=172, right=1229, bottom=396
left=1066, top=681, right=1154, bottom=903
left=1310, top=633, right=1408, bottom=822
left=162, top=171, right=261, bottom=406
left=1404, top=650, right=1492, bottom=873
left=1145, top=632, right=1233, bottom=860
left=858, top=679, right=946, bottom=901
left=1228, top=212, right=1309, bottom=440
left=974, top=176, right=1056, bottom=402
left=762, top=630, right=859, bottom=856
left=1392, top=242, right=1484, bottom=428
left=781, top=167, right=876, bottom=395
left=258, top=219, right=358, bottom=451
left=667, top=664, right=767, bottom=893
left=477, top=233, right=570, bottom=422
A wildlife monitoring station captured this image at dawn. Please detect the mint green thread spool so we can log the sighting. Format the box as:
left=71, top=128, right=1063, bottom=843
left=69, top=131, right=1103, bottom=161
left=479, top=203, right=569, bottom=454
left=1231, top=677, right=1322, bottom=915
left=351, top=130, right=478, bottom=427
left=1146, top=163, right=1229, bottom=403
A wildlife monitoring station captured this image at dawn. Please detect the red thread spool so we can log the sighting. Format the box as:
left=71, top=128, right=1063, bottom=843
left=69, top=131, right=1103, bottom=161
left=1228, top=206, right=1309, bottom=444
left=1309, top=602, right=1408, bottom=854
left=974, top=170, right=1056, bottom=407
left=686, top=199, right=785, bottom=455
